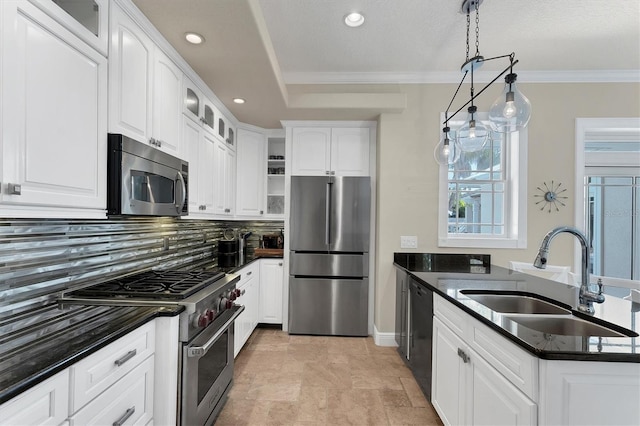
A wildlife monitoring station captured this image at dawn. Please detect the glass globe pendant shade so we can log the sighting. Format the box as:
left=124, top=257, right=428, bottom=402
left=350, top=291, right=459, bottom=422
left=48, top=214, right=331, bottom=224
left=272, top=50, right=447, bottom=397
left=489, top=73, right=531, bottom=133
left=434, top=127, right=460, bottom=166
left=457, top=106, right=489, bottom=152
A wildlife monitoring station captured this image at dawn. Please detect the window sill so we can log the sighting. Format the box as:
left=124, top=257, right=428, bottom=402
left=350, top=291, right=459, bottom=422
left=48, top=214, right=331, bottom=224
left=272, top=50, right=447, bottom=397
left=438, top=237, right=527, bottom=249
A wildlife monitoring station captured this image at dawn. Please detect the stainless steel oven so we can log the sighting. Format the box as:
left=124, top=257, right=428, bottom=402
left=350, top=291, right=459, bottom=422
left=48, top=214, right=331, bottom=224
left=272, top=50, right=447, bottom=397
left=107, top=133, right=188, bottom=216
left=59, top=270, right=243, bottom=425
left=182, top=305, right=243, bottom=426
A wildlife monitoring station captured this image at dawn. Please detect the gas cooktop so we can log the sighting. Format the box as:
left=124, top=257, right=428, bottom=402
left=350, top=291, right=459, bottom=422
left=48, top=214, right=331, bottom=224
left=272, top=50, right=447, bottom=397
left=72, top=270, right=226, bottom=300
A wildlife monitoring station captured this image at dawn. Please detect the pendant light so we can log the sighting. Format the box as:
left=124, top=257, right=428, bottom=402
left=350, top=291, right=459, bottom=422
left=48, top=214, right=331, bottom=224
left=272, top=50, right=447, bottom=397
left=434, top=125, right=460, bottom=165
left=434, top=0, right=531, bottom=165
left=488, top=70, right=532, bottom=133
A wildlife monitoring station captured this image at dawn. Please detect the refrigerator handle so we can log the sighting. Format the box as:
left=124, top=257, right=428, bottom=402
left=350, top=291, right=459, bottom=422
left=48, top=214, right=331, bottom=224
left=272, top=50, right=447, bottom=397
left=325, top=181, right=332, bottom=246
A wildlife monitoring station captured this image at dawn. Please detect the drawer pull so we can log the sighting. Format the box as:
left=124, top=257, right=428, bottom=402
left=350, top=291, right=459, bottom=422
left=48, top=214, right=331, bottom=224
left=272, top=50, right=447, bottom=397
left=113, top=407, right=135, bottom=426
left=114, top=349, right=137, bottom=367
left=457, top=348, right=470, bottom=364
left=246, top=271, right=252, bottom=276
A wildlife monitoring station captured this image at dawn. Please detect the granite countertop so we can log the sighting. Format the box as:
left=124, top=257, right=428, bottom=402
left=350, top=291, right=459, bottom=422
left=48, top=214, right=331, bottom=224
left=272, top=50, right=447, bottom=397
left=394, top=253, right=640, bottom=362
left=0, top=303, right=182, bottom=405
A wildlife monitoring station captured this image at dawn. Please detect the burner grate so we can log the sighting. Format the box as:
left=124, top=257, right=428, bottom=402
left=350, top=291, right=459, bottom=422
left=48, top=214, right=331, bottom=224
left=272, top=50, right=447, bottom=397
left=74, top=270, right=226, bottom=299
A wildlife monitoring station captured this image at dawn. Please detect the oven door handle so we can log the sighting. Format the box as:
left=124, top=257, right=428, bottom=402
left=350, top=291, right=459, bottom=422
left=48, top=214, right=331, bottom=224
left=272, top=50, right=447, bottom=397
left=187, top=305, right=245, bottom=358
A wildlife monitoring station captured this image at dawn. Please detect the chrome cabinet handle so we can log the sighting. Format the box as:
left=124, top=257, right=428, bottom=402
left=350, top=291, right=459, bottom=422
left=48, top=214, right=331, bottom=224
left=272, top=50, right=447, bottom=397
left=246, top=271, right=252, bottom=276
left=113, top=407, right=135, bottom=426
left=224, top=208, right=231, bottom=213
left=457, top=348, right=470, bottom=363
left=278, top=262, right=283, bottom=266
left=114, top=349, right=137, bottom=367
left=7, top=183, right=21, bottom=195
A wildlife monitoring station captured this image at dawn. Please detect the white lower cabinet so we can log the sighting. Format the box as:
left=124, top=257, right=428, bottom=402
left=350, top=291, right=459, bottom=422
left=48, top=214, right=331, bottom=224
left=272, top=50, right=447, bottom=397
left=432, top=295, right=536, bottom=426
left=539, top=359, right=640, bottom=426
left=259, top=259, right=284, bottom=324
left=0, top=369, right=69, bottom=426
left=69, top=356, right=154, bottom=426
left=234, top=262, right=260, bottom=357
left=69, top=321, right=155, bottom=412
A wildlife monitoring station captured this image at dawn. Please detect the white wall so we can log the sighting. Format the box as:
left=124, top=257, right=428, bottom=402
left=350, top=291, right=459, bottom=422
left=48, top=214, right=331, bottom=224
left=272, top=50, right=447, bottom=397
left=375, top=82, right=640, bottom=333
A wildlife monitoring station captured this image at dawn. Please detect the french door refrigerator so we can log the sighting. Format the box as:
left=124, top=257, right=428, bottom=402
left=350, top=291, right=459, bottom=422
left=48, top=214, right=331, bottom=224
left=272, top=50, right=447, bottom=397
left=289, top=176, right=370, bottom=336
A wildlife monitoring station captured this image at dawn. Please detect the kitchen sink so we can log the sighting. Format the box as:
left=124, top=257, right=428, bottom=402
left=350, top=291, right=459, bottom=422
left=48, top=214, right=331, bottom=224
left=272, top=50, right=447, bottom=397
left=503, top=314, right=639, bottom=338
left=461, top=291, right=571, bottom=314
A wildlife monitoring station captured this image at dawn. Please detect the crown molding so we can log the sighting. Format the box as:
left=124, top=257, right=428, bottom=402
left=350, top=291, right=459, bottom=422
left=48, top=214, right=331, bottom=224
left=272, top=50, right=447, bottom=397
left=283, top=69, right=640, bottom=85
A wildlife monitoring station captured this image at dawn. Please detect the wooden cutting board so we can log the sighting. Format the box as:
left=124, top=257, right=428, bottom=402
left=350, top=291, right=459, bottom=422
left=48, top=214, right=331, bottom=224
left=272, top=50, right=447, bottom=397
left=254, top=248, right=283, bottom=257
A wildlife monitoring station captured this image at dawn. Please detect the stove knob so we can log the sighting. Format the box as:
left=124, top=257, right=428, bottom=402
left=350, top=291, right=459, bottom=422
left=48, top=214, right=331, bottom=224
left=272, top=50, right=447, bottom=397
left=206, top=309, right=216, bottom=321
left=218, top=297, right=229, bottom=311
left=225, top=299, right=233, bottom=309
left=230, top=292, right=237, bottom=301
left=197, top=313, right=209, bottom=328
left=235, top=289, right=242, bottom=297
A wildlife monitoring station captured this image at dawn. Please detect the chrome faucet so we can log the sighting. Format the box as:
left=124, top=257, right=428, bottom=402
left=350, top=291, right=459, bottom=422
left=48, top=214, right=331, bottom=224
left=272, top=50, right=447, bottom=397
left=533, top=226, right=604, bottom=314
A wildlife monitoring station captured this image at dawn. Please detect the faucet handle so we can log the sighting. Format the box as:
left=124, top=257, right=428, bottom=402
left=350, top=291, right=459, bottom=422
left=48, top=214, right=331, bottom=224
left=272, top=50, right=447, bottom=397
left=597, top=278, right=604, bottom=295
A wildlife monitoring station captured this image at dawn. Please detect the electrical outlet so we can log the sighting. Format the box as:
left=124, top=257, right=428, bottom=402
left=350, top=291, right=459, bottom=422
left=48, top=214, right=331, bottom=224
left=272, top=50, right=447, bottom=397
left=400, top=235, right=418, bottom=249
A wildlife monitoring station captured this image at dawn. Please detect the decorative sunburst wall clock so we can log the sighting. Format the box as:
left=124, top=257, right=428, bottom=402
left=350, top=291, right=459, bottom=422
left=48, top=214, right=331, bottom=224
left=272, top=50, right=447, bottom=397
left=534, top=180, right=568, bottom=213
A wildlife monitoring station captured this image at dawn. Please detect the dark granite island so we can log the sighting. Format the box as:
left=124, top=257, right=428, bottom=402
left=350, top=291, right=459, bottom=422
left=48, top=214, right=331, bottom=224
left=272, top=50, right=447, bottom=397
left=394, top=253, right=639, bottom=426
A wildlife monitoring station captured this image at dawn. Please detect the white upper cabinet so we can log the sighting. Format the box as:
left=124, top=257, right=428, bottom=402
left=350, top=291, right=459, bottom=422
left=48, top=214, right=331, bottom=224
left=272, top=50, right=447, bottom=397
left=151, top=47, right=182, bottom=157
left=290, top=128, right=331, bottom=175
left=236, top=128, right=266, bottom=217
left=331, top=128, right=371, bottom=176
left=290, top=126, right=370, bottom=176
left=0, top=0, right=107, bottom=217
left=212, top=140, right=235, bottom=216
left=109, top=4, right=182, bottom=158
left=108, top=4, right=153, bottom=143
left=182, top=76, right=216, bottom=136
left=183, top=115, right=216, bottom=216
left=29, top=0, right=109, bottom=56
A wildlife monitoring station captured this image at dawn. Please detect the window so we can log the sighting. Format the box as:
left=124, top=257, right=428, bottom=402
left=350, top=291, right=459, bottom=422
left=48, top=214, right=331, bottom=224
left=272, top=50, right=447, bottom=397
left=438, top=113, right=527, bottom=248
left=576, top=118, right=640, bottom=284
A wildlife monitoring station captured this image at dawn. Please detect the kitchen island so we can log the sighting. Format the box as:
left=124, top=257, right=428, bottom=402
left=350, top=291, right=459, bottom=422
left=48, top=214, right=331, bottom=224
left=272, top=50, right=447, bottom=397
left=394, top=253, right=639, bottom=425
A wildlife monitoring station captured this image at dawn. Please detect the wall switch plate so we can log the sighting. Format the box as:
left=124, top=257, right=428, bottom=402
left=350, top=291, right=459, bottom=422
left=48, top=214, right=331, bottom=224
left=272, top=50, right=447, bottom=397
left=400, top=235, right=418, bottom=249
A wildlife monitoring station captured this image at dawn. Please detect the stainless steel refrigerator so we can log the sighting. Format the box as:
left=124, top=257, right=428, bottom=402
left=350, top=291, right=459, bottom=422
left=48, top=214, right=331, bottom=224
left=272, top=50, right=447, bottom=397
left=289, top=176, right=370, bottom=336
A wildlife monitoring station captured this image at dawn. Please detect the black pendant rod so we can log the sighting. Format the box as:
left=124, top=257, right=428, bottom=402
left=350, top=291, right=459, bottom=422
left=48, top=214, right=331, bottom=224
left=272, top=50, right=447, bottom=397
left=442, top=58, right=519, bottom=125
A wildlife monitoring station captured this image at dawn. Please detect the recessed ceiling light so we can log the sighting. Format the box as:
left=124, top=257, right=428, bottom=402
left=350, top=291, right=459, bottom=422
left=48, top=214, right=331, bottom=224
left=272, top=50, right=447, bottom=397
left=344, top=12, right=364, bottom=27
left=185, top=32, right=204, bottom=44
left=233, top=98, right=246, bottom=104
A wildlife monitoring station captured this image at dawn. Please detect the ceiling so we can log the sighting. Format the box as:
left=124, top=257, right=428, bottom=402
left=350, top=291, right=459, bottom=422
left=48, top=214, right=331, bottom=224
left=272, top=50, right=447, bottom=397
left=132, top=0, right=640, bottom=129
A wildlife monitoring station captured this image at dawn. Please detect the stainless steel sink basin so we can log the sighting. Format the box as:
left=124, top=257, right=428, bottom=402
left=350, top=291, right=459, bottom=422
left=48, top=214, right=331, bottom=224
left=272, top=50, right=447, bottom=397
left=461, top=291, right=571, bottom=314
left=503, top=314, right=638, bottom=337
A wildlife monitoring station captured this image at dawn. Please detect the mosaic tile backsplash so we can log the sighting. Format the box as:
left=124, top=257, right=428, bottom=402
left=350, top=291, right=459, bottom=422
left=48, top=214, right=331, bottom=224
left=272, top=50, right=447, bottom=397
left=0, top=218, right=283, bottom=317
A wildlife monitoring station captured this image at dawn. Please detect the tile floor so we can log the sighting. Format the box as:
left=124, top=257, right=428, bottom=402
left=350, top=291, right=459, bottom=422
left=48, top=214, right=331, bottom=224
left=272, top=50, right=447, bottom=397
left=217, top=328, right=443, bottom=425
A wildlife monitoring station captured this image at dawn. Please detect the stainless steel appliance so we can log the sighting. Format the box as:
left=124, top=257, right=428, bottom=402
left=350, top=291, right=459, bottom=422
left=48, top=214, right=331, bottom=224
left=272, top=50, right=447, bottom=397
left=289, top=176, right=370, bottom=336
left=59, top=270, right=243, bottom=426
left=107, top=133, right=188, bottom=217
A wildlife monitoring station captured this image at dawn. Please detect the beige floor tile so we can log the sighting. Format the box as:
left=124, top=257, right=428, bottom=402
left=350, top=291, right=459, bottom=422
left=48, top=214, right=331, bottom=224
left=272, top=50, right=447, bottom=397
left=327, top=388, right=389, bottom=425
left=301, top=361, right=353, bottom=389
left=247, top=382, right=302, bottom=402
left=399, top=377, right=429, bottom=408
left=385, top=405, right=444, bottom=426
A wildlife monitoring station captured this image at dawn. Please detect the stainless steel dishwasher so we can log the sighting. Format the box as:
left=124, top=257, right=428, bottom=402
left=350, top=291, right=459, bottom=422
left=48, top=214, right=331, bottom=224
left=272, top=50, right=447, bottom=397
left=408, top=277, right=433, bottom=401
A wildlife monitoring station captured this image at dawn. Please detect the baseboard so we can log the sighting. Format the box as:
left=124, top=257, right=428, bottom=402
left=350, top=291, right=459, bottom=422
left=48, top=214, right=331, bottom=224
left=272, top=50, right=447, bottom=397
left=373, top=324, right=398, bottom=347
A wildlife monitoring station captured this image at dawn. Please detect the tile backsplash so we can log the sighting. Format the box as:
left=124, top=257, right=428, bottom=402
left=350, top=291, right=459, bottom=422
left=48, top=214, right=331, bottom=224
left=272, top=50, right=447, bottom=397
left=0, top=217, right=283, bottom=317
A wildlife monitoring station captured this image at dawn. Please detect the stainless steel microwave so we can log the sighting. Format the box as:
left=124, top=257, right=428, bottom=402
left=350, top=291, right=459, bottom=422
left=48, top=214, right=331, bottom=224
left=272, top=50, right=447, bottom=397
left=107, top=134, right=188, bottom=216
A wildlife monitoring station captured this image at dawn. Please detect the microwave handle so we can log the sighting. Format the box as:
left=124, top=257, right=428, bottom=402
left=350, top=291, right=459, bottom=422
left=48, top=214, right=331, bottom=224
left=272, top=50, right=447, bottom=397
left=175, top=172, right=187, bottom=213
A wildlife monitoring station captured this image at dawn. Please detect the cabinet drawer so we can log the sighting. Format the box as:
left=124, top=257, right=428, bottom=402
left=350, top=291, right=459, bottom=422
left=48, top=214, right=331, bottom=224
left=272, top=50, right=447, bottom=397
left=70, top=321, right=155, bottom=412
left=434, top=294, right=468, bottom=339
left=0, top=369, right=69, bottom=426
left=468, top=315, right=538, bottom=401
left=69, top=356, right=154, bottom=426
